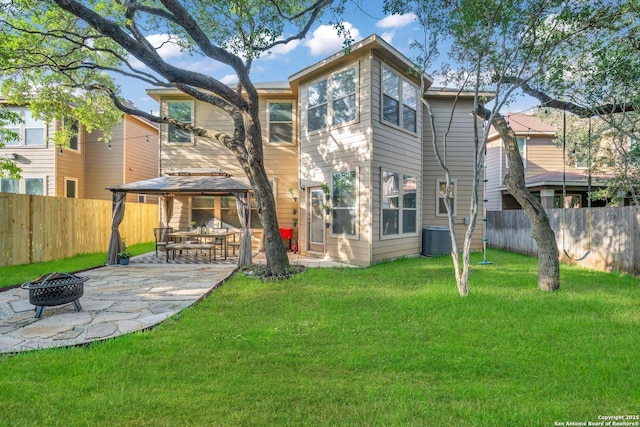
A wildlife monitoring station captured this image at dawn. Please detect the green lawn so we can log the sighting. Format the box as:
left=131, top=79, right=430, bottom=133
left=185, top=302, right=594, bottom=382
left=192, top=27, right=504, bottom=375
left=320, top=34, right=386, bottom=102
left=0, top=242, right=155, bottom=288
left=1, top=250, right=638, bottom=426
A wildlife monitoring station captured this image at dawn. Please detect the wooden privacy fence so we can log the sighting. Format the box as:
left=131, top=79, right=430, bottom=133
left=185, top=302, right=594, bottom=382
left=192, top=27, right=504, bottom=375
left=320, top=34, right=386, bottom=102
left=0, top=193, right=159, bottom=267
left=487, top=206, right=640, bottom=276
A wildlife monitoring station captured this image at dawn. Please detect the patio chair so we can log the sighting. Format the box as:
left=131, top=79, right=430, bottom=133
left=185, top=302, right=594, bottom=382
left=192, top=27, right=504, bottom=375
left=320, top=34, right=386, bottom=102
left=153, top=227, right=174, bottom=257
left=227, top=231, right=241, bottom=256
left=211, top=228, right=229, bottom=259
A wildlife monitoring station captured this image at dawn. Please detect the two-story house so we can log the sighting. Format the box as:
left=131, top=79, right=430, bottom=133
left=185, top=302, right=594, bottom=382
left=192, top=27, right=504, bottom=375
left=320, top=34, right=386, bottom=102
left=147, top=35, right=483, bottom=267
left=485, top=112, right=609, bottom=211
left=0, top=101, right=159, bottom=203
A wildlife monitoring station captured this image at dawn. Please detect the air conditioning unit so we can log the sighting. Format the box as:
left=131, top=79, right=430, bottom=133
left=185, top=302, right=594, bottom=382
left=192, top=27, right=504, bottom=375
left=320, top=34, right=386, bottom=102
left=422, top=226, right=452, bottom=257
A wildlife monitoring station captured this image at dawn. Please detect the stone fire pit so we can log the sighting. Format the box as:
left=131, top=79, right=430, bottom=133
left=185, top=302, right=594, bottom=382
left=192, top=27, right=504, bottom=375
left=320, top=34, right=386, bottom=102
left=20, top=272, right=88, bottom=319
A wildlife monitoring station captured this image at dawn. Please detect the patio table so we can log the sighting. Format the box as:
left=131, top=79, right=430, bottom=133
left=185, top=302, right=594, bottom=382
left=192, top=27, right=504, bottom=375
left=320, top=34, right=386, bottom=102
left=167, top=231, right=233, bottom=260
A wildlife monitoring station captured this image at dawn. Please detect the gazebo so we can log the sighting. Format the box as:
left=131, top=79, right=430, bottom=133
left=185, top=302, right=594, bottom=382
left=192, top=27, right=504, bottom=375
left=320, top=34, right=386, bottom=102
left=106, top=169, right=252, bottom=266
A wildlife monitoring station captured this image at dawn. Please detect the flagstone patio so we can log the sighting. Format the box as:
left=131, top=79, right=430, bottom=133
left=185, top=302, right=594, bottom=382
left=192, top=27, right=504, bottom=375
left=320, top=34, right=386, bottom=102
left=0, top=263, right=235, bottom=354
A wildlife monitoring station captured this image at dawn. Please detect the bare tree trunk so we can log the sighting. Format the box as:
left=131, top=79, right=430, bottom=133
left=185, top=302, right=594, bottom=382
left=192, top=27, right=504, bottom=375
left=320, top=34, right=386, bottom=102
left=493, top=114, right=560, bottom=291
left=242, top=111, right=290, bottom=276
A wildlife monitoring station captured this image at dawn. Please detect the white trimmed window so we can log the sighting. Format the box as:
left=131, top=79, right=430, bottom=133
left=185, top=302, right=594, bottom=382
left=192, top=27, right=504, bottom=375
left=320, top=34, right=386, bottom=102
left=1, top=178, right=19, bottom=193
left=307, top=66, right=358, bottom=132
left=382, top=65, right=417, bottom=133
left=192, top=196, right=215, bottom=229
left=164, top=100, right=194, bottom=144
left=505, top=137, right=527, bottom=168
left=25, top=178, right=44, bottom=195
left=436, top=179, right=456, bottom=216
left=332, top=170, right=357, bottom=236
left=267, top=102, right=294, bottom=144
left=1, top=177, right=45, bottom=195
left=382, top=171, right=417, bottom=236
left=2, top=107, right=46, bottom=146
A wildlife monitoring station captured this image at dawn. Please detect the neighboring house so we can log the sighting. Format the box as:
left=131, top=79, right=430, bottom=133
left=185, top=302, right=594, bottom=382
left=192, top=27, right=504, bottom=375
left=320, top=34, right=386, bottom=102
left=148, top=34, right=484, bottom=267
left=0, top=101, right=159, bottom=203
left=485, top=112, right=609, bottom=211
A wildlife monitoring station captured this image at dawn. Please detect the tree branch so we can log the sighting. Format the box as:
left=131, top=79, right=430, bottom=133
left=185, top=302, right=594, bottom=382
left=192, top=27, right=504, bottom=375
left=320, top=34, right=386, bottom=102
left=504, top=76, right=639, bottom=118
left=256, top=0, right=334, bottom=52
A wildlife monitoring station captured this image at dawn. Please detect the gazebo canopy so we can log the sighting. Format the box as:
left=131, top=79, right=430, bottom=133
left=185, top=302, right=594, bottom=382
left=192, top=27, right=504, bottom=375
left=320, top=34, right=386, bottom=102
left=107, top=169, right=251, bottom=195
left=105, top=169, right=253, bottom=266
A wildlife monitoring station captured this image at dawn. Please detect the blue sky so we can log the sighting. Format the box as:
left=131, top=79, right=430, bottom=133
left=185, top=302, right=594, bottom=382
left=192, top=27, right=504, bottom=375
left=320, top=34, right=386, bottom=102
left=118, top=1, right=536, bottom=115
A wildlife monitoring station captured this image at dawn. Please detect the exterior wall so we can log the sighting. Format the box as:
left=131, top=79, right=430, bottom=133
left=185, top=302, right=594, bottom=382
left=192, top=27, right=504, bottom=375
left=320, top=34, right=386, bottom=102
left=123, top=116, right=159, bottom=204
left=85, top=115, right=158, bottom=203
left=486, top=131, right=588, bottom=211
left=297, top=53, right=373, bottom=266
left=158, top=93, right=298, bottom=233
left=168, top=196, right=190, bottom=231
left=526, top=135, right=564, bottom=176
left=0, top=107, right=57, bottom=196
left=84, top=125, right=122, bottom=201
left=55, top=119, right=85, bottom=198
left=485, top=137, right=503, bottom=211
left=1, top=104, right=155, bottom=202
left=258, top=94, right=299, bottom=232
left=422, top=95, right=484, bottom=251
left=370, top=55, right=423, bottom=262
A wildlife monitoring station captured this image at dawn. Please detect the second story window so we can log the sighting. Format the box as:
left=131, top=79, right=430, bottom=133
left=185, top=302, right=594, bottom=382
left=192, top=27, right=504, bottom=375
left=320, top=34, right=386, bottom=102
left=166, top=100, right=193, bottom=144
left=268, top=102, right=294, bottom=144
left=307, top=66, right=358, bottom=132
left=506, top=137, right=527, bottom=168
left=64, top=117, right=80, bottom=151
left=2, top=107, right=46, bottom=146
left=332, top=67, right=357, bottom=125
left=308, top=79, right=328, bottom=132
left=382, top=65, right=417, bottom=133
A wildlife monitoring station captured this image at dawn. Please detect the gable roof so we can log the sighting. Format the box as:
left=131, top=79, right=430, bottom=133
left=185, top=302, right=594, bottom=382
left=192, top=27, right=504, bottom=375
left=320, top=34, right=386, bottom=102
left=489, top=112, right=557, bottom=140
left=288, top=34, right=433, bottom=89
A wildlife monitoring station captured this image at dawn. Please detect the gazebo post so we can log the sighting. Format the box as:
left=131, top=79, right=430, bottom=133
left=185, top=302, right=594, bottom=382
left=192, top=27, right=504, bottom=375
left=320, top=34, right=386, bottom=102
left=107, top=191, right=126, bottom=265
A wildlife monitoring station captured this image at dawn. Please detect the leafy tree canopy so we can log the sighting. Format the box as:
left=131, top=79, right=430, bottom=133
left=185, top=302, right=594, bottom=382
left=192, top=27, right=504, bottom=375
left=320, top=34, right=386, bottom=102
left=0, top=0, right=342, bottom=143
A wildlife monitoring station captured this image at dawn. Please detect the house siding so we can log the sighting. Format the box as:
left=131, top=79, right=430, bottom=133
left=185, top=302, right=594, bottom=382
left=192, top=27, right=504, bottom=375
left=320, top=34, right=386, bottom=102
left=486, top=129, right=588, bottom=211
left=84, top=126, right=121, bottom=201
left=55, top=117, right=86, bottom=198
left=422, top=95, right=484, bottom=251
left=370, top=56, right=423, bottom=262
left=298, top=54, right=373, bottom=266
left=258, top=95, right=299, bottom=231
left=158, top=93, right=298, bottom=233
left=485, top=137, right=503, bottom=211
left=0, top=109, right=56, bottom=196
left=123, top=116, right=159, bottom=204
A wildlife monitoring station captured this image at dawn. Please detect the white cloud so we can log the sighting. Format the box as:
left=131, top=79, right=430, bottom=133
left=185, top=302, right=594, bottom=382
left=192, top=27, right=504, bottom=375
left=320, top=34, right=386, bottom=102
left=128, top=33, right=184, bottom=69
left=304, top=22, right=362, bottom=56
left=180, top=59, right=222, bottom=74
left=146, top=34, right=184, bottom=59
left=376, top=13, right=417, bottom=29
left=219, top=74, right=238, bottom=85
left=261, top=38, right=300, bottom=59
left=381, top=31, right=395, bottom=45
